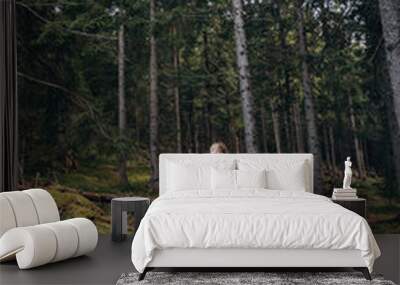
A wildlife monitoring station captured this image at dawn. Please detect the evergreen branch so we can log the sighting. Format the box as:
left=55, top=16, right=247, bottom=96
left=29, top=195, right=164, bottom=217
left=18, top=72, right=73, bottom=94
left=16, top=2, right=117, bottom=41
left=18, top=72, right=114, bottom=141
left=368, top=36, right=383, bottom=64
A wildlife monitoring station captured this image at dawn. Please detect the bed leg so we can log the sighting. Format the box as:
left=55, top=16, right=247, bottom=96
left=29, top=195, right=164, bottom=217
left=354, top=267, right=371, bottom=280
left=138, top=268, right=148, bottom=281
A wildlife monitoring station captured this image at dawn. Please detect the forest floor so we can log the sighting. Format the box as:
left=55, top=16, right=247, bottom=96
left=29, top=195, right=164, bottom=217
left=354, top=177, right=400, bottom=233
left=28, top=161, right=400, bottom=234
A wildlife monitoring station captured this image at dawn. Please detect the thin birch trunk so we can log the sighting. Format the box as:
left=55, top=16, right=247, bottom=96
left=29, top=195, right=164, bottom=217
left=118, top=24, right=128, bottom=186
left=149, top=0, right=159, bottom=190
left=232, top=0, right=258, bottom=153
left=296, top=0, right=322, bottom=193
left=172, top=25, right=182, bottom=153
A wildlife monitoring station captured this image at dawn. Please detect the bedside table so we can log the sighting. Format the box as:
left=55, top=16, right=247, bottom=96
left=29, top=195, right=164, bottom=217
left=331, top=198, right=366, bottom=218
left=111, top=197, right=150, bottom=242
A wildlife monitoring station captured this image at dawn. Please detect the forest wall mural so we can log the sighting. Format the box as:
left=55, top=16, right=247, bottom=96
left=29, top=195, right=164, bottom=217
left=16, top=0, right=400, bottom=233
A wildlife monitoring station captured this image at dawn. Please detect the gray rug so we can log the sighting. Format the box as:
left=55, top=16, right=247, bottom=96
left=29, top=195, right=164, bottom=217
left=116, top=272, right=396, bottom=285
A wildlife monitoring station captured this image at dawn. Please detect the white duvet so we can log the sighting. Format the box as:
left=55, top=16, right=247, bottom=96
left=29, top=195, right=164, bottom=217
left=131, top=190, right=380, bottom=273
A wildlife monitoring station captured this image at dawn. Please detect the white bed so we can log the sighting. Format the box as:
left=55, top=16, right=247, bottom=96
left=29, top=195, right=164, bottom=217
left=131, top=154, right=380, bottom=280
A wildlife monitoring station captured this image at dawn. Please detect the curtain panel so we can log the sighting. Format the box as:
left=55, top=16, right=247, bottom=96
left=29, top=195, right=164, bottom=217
left=0, top=0, right=18, bottom=192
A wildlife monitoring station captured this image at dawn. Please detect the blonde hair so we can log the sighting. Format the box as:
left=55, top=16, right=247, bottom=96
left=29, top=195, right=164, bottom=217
left=210, top=142, right=228, bottom=154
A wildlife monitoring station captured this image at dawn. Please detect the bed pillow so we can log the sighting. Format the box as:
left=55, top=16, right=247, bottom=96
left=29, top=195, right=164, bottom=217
left=166, top=159, right=236, bottom=192
left=211, top=169, right=268, bottom=191
left=238, top=159, right=307, bottom=191
left=167, top=162, right=210, bottom=191
left=211, top=168, right=236, bottom=190
left=236, top=169, right=267, bottom=189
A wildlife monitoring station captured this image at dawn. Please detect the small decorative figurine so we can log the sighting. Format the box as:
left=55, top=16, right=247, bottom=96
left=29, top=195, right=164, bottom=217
left=342, top=157, right=352, bottom=189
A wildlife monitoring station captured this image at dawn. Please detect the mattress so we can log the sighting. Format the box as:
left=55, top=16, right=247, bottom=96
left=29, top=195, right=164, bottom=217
left=131, top=190, right=380, bottom=273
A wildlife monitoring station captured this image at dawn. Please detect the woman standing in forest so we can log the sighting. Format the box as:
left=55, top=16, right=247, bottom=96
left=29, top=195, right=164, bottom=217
left=210, top=142, right=229, bottom=154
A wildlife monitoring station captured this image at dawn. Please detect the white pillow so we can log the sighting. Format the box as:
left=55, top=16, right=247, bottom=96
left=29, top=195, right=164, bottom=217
left=167, top=162, right=210, bottom=191
left=166, top=159, right=236, bottom=192
left=236, top=169, right=267, bottom=189
left=211, top=168, right=236, bottom=190
left=211, top=169, right=267, bottom=191
left=238, top=159, right=307, bottom=191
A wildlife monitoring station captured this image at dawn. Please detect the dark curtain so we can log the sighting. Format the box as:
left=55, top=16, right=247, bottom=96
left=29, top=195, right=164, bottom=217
left=0, top=0, right=18, bottom=192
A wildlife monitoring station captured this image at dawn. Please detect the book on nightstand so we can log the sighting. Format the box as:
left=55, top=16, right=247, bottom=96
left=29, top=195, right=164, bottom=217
left=332, top=188, right=358, bottom=200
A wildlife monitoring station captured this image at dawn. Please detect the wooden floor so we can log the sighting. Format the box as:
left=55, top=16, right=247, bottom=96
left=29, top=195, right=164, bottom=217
left=0, top=234, right=399, bottom=285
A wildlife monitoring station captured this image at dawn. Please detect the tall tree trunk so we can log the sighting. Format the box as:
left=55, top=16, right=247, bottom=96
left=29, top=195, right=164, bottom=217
left=293, top=100, right=305, bottom=152
left=225, top=91, right=238, bottom=153
left=363, top=140, right=369, bottom=171
left=270, top=100, right=281, bottom=153
left=186, top=116, right=192, bottom=153
left=202, top=103, right=209, bottom=150
left=275, top=0, right=296, bottom=153
left=379, top=42, right=400, bottom=195
left=260, top=104, right=269, bottom=153
left=232, top=0, right=258, bottom=153
left=172, top=25, right=182, bottom=153
left=117, top=24, right=128, bottom=186
left=379, top=0, right=400, bottom=130
left=296, top=0, right=323, bottom=193
left=379, top=0, right=400, bottom=195
left=194, top=122, right=200, bottom=153
left=329, top=126, right=336, bottom=172
left=149, top=0, right=159, bottom=190
left=322, top=126, right=332, bottom=171
left=235, top=133, right=241, bottom=153
left=202, top=32, right=213, bottom=147
left=134, top=89, right=140, bottom=146
left=204, top=102, right=212, bottom=145
left=387, top=97, right=400, bottom=193
left=283, top=113, right=291, bottom=152
left=348, top=95, right=366, bottom=178
left=289, top=109, right=297, bottom=153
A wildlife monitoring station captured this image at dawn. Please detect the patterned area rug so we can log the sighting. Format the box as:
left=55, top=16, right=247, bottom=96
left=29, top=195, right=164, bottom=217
left=116, top=272, right=396, bottom=285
